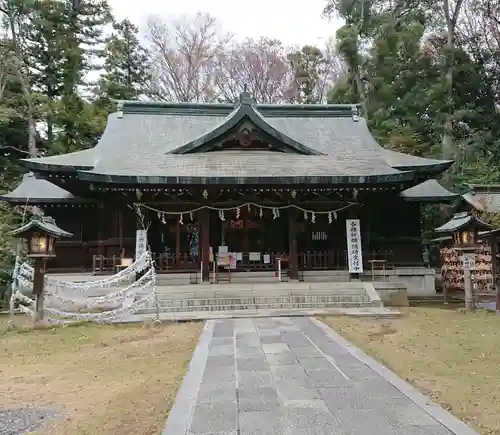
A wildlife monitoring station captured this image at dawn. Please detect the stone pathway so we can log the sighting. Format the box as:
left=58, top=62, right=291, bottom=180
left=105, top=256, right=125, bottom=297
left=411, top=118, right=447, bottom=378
left=162, top=317, right=479, bottom=435
left=0, top=407, right=59, bottom=435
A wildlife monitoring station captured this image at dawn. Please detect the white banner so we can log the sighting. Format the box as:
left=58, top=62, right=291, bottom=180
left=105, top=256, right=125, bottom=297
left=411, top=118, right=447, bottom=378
left=135, top=229, right=148, bottom=261
left=346, top=219, right=363, bottom=273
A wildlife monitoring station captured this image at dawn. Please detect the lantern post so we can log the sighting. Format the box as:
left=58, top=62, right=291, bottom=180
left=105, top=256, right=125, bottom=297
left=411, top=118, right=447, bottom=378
left=453, top=227, right=480, bottom=312
left=10, top=215, right=72, bottom=324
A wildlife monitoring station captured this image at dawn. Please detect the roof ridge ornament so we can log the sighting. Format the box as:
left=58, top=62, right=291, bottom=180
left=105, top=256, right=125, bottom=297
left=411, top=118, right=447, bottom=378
left=239, top=85, right=255, bottom=106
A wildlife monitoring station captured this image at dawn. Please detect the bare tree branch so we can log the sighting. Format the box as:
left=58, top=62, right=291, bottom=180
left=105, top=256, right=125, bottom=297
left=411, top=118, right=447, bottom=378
left=143, top=13, right=343, bottom=105
left=144, top=12, right=231, bottom=102
left=215, top=37, right=296, bottom=103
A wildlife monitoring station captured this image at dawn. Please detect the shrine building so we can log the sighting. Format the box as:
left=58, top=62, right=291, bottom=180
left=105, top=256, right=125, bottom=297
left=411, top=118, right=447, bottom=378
left=1, top=92, right=458, bottom=291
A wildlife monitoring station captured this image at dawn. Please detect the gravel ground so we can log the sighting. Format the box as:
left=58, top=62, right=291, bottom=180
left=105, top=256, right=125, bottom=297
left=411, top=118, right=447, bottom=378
left=0, top=407, right=59, bottom=435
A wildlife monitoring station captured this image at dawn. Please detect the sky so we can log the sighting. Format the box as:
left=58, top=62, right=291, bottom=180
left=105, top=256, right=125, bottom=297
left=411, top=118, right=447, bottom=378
left=107, top=0, right=342, bottom=47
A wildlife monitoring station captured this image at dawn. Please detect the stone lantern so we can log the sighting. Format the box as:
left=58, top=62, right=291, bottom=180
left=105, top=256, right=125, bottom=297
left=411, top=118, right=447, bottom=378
left=10, top=215, right=72, bottom=323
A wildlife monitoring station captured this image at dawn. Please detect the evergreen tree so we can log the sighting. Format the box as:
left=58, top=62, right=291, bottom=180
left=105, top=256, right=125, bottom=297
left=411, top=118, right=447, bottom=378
left=25, top=0, right=67, bottom=147
left=326, top=0, right=500, bottom=176
left=7, top=0, right=112, bottom=153
left=0, top=0, right=39, bottom=156
left=56, top=0, right=112, bottom=153
left=61, top=0, right=112, bottom=97
left=98, top=18, right=149, bottom=101
left=287, top=46, right=326, bottom=104
left=325, top=0, right=500, bottom=234
left=0, top=36, right=29, bottom=295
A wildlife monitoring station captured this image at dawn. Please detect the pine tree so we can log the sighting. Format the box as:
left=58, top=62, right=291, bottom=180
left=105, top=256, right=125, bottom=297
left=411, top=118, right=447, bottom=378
left=287, top=46, right=326, bottom=104
left=56, top=0, right=112, bottom=153
left=0, top=36, right=28, bottom=296
left=15, top=0, right=111, bottom=153
left=98, top=18, right=149, bottom=101
left=61, top=0, right=112, bottom=97
left=25, top=0, right=67, bottom=147
left=0, top=0, right=39, bottom=156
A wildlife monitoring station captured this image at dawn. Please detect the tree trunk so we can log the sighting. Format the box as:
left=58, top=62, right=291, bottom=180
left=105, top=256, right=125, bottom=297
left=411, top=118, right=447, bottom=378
left=354, top=70, right=368, bottom=119
left=441, top=0, right=464, bottom=163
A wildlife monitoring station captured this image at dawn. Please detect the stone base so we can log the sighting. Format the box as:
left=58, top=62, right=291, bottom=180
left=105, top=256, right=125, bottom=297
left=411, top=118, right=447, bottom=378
left=371, top=282, right=409, bottom=307
left=368, top=267, right=435, bottom=297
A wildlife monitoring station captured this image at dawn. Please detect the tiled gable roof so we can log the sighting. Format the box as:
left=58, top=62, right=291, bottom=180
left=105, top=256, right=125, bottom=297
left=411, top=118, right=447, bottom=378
left=20, top=99, right=453, bottom=186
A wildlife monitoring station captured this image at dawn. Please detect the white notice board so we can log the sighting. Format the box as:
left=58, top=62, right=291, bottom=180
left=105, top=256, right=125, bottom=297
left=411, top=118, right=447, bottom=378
left=135, top=229, right=148, bottom=260
left=346, top=219, right=363, bottom=273
left=462, top=253, right=475, bottom=271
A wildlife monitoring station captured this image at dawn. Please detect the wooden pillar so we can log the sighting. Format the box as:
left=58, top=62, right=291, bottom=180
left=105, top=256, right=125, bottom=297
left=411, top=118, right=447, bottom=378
left=118, top=210, right=124, bottom=255
left=200, top=208, right=210, bottom=281
left=288, top=209, right=298, bottom=279
left=135, top=208, right=147, bottom=280
left=32, top=258, right=45, bottom=324
left=97, top=203, right=104, bottom=256
left=490, top=235, right=500, bottom=312
left=176, top=215, right=181, bottom=266
left=243, top=206, right=249, bottom=253
left=79, top=209, right=85, bottom=271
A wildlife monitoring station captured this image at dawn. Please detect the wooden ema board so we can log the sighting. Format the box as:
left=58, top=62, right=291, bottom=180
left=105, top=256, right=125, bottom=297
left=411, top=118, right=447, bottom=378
left=440, top=246, right=493, bottom=292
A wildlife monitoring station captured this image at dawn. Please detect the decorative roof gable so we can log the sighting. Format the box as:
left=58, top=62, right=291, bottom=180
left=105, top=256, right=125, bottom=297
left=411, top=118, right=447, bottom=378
left=461, top=184, right=500, bottom=213
left=10, top=214, right=73, bottom=238
left=435, top=211, right=494, bottom=233
left=0, top=172, right=91, bottom=204
left=169, top=95, right=323, bottom=155
left=400, top=179, right=458, bottom=203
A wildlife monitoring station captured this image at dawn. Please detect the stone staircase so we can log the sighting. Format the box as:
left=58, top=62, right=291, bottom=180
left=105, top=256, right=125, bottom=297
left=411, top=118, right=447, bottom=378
left=153, top=270, right=353, bottom=286
left=136, top=281, right=380, bottom=315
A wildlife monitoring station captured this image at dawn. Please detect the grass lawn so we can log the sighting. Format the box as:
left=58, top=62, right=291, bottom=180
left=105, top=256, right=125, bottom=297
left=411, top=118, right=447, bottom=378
left=0, top=315, right=203, bottom=435
left=320, top=307, right=500, bottom=435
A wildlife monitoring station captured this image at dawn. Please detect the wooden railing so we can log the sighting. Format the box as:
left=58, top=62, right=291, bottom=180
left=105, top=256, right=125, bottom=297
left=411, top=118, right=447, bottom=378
left=154, top=252, right=289, bottom=272
left=90, top=249, right=420, bottom=274
left=297, top=250, right=421, bottom=271
left=298, top=251, right=337, bottom=270
left=92, top=255, right=121, bottom=274
left=155, top=252, right=199, bottom=271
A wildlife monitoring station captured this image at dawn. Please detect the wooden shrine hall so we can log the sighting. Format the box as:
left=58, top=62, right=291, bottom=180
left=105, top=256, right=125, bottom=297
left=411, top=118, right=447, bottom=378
left=1, top=92, right=458, bottom=284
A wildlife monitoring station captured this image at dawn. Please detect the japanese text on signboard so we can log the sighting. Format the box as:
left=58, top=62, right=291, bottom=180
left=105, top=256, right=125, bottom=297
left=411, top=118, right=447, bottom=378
left=135, top=229, right=148, bottom=260
left=346, top=219, right=363, bottom=273
left=462, top=253, right=475, bottom=271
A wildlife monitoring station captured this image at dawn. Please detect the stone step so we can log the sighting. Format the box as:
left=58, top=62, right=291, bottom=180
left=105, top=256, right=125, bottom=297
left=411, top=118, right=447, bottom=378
left=154, top=290, right=368, bottom=299
left=137, top=301, right=371, bottom=314
left=155, top=271, right=278, bottom=285
left=123, top=307, right=402, bottom=322
left=154, top=270, right=355, bottom=285
left=155, top=295, right=370, bottom=305
left=154, top=282, right=368, bottom=291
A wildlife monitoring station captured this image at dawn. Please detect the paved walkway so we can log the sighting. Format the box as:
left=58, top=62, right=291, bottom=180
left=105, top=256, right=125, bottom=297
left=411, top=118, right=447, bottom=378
left=162, top=317, right=478, bottom=435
